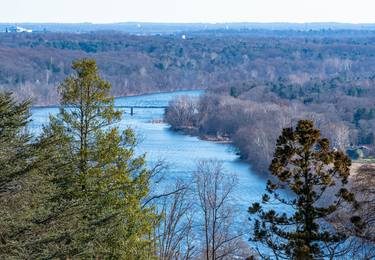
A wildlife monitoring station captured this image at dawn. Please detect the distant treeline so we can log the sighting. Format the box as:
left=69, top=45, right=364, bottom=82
left=3, top=22, right=375, bottom=33
left=2, top=31, right=375, bottom=104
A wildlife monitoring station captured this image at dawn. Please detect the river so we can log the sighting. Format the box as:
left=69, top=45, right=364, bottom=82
left=30, top=90, right=268, bottom=241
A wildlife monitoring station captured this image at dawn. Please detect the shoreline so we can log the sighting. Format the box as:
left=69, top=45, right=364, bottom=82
left=31, top=88, right=206, bottom=109
left=173, top=126, right=233, bottom=144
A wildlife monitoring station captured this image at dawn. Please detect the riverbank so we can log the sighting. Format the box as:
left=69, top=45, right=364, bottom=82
left=32, top=88, right=206, bottom=108
left=172, top=126, right=233, bottom=144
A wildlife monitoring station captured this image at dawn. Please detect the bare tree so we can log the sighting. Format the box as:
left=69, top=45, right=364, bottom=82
left=155, top=180, right=198, bottom=260
left=193, top=160, right=249, bottom=260
left=323, top=123, right=350, bottom=151
left=165, top=96, right=198, bottom=130
left=154, top=161, right=255, bottom=260
left=327, top=164, right=375, bottom=259
left=352, top=165, right=375, bottom=244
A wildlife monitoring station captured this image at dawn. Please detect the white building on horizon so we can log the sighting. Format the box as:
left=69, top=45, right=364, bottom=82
left=5, top=26, right=32, bottom=33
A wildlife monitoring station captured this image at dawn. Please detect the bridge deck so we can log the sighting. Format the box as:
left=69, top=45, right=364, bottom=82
left=114, top=106, right=167, bottom=109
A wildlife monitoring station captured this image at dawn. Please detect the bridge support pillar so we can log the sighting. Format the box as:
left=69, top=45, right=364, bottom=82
left=130, top=107, right=134, bottom=116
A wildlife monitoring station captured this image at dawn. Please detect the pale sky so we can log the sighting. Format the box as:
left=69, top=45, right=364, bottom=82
left=1, top=0, right=375, bottom=24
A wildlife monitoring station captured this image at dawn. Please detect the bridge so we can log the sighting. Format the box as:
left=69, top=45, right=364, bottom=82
left=33, top=105, right=167, bottom=116
left=114, top=105, right=168, bottom=116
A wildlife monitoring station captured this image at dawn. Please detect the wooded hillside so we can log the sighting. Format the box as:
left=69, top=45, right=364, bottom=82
left=2, top=31, right=375, bottom=104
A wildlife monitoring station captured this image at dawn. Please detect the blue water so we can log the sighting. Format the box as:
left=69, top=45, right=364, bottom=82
left=29, top=90, right=372, bottom=258
left=30, top=90, right=268, bottom=241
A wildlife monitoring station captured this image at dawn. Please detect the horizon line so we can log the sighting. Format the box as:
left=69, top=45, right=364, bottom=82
left=1, top=21, right=375, bottom=25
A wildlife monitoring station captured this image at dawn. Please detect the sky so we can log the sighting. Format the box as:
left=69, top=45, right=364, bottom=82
left=1, top=0, right=375, bottom=24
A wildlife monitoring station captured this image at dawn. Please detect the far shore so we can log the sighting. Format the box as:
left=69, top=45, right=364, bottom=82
left=31, top=88, right=206, bottom=109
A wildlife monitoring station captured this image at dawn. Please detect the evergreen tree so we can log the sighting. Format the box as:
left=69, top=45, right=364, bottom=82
left=0, top=93, right=59, bottom=258
left=45, top=59, right=158, bottom=258
left=249, top=120, right=360, bottom=259
left=21, top=119, right=81, bottom=259
left=58, top=59, right=121, bottom=175
left=0, top=92, right=34, bottom=256
left=2, top=59, right=159, bottom=259
left=0, top=92, right=33, bottom=194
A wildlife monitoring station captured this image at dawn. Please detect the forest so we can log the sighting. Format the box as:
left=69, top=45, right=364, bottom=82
left=1, top=29, right=375, bottom=258
left=2, top=30, right=375, bottom=105
left=165, top=75, right=375, bottom=173
left=1, top=59, right=374, bottom=259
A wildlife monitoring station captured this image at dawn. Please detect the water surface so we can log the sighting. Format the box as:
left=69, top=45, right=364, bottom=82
left=30, top=90, right=267, bottom=230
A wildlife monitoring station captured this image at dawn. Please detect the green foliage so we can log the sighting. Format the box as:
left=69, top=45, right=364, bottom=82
left=0, top=93, right=32, bottom=193
left=0, top=92, right=35, bottom=257
left=249, top=120, right=360, bottom=259
left=48, top=59, right=158, bottom=258
left=58, top=59, right=121, bottom=174
left=230, top=87, right=239, bottom=98
left=0, top=59, right=158, bottom=259
left=0, top=93, right=65, bottom=258
left=2, top=119, right=78, bottom=259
